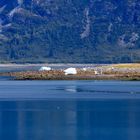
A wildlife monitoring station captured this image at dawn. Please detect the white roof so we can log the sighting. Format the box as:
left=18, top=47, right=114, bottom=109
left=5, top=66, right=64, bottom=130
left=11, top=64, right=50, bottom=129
left=64, top=68, right=77, bottom=75
left=82, top=68, right=87, bottom=71
left=39, top=66, right=51, bottom=71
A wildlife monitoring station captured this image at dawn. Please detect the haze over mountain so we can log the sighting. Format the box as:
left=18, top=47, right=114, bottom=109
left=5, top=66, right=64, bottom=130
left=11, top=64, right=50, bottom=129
left=0, top=0, right=140, bottom=63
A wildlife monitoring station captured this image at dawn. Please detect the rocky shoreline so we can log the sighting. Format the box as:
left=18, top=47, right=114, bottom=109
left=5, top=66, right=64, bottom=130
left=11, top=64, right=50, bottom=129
left=0, top=64, right=139, bottom=81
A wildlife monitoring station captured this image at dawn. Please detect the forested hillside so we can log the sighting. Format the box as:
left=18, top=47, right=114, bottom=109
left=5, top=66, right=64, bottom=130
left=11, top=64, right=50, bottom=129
left=0, top=0, right=140, bottom=63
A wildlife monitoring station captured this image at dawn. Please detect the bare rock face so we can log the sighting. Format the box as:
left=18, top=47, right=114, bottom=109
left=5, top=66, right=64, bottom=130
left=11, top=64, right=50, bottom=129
left=0, top=0, right=140, bottom=63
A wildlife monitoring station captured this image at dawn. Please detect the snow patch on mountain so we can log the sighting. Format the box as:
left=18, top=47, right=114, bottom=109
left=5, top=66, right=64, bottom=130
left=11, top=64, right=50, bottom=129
left=17, top=0, right=23, bottom=6
left=8, top=7, right=22, bottom=18
left=0, top=5, right=6, bottom=14
left=108, top=23, right=113, bottom=32
left=130, top=32, right=139, bottom=42
left=80, top=8, right=90, bottom=39
left=118, top=32, right=139, bottom=47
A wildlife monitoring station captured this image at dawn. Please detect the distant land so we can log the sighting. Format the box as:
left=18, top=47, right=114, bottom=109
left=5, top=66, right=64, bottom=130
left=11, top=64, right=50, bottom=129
left=3, top=63, right=140, bottom=81
left=0, top=0, right=140, bottom=63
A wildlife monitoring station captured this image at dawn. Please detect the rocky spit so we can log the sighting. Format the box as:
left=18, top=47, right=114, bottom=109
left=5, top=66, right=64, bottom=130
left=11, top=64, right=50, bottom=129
left=0, top=63, right=140, bottom=81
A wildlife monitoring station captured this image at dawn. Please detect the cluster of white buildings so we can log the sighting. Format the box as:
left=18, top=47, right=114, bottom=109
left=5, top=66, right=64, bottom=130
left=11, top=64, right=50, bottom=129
left=39, top=66, right=103, bottom=75
left=39, top=66, right=77, bottom=75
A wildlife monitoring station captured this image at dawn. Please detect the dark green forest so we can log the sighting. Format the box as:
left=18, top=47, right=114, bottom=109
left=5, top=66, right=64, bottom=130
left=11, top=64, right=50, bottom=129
left=0, top=0, right=140, bottom=63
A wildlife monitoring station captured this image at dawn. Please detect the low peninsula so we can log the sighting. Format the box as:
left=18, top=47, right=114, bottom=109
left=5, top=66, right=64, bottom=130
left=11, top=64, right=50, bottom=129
left=2, top=63, right=140, bottom=81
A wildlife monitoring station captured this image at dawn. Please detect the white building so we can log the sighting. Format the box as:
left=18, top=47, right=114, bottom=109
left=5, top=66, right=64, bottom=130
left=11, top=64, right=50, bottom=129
left=82, top=68, right=87, bottom=71
left=39, top=66, right=51, bottom=71
left=94, top=70, right=100, bottom=75
left=64, top=68, right=77, bottom=75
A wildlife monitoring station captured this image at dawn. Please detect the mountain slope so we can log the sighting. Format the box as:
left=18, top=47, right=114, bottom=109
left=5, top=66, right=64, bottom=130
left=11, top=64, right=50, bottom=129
left=0, top=0, right=140, bottom=63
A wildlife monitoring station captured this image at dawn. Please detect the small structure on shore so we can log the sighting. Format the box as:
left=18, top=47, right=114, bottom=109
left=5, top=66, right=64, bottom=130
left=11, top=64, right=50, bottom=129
left=107, top=67, right=115, bottom=71
left=39, top=66, right=51, bottom=71
left=64, top=68, right=77, bottom=75
left=82, top=68, right=87, bottom=71
left=94, top=70, right=100, bottom=75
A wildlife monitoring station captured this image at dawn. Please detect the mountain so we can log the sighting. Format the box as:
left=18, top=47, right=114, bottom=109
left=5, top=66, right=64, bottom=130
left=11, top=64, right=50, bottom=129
left=0, top=0, right=140, bottom=63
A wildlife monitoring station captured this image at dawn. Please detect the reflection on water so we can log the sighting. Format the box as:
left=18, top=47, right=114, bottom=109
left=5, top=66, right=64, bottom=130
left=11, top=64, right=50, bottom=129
left=0, top=80, right=140, bottom=100
left=0, top=80, right=140, bottom=140
left=0, top=100, right=140, bottom=140
left=65, top=86, right=77, bottom=93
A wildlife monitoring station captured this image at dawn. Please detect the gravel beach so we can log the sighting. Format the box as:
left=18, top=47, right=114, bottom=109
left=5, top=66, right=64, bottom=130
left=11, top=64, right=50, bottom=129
left=0, top=63, right=139, bottom=80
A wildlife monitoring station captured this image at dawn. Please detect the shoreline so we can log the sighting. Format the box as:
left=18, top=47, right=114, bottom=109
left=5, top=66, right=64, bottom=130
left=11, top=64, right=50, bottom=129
left=1, top=63, right=140, bottom=81
left=0, top=63, right=137, bottom=67
left=3, top=72, right=140, bottom=81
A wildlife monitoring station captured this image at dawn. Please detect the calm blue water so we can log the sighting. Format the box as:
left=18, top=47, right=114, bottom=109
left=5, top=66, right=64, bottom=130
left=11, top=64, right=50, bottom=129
left=0, top=80, right=140, bottom=140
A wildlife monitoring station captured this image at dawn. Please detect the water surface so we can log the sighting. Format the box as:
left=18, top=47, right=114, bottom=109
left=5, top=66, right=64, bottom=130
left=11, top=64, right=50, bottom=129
left=0, top=80, right=140, bottom=140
